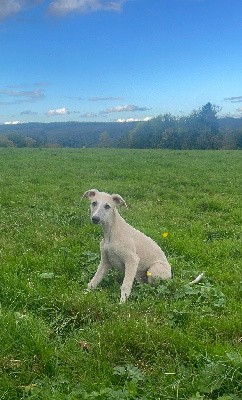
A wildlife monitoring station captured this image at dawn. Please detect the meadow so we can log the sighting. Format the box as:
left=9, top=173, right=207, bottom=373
left=0, top=148, right=241, bottom=400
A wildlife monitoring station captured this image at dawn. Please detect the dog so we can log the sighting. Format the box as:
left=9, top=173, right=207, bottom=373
left=83, top=189, right=171, bottom=302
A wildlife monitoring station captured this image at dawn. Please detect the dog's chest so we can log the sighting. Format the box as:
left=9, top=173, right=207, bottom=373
left=103, top=242, right=124, bottom=270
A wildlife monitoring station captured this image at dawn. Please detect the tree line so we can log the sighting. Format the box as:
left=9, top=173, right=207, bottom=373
left=117, top=103, right=242, bottom=150
left=0, top=103, right=242, bottom=149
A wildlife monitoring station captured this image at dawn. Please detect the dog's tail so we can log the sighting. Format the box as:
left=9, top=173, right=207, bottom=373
left=190, top=272, right=204, bottom=284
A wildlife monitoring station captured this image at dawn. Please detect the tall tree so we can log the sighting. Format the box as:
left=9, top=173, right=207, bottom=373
left=98, top=131, right=112, bottom=148
left=196, top=102, right=221, bottom=149
left=198, top=102, right=220, bottom=133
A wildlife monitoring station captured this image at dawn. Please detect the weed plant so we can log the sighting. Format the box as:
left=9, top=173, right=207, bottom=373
left=0, top=148, right=241, bottom=399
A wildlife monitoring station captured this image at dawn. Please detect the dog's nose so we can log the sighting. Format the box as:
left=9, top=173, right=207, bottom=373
left=92, top=216, right=100, bottom=224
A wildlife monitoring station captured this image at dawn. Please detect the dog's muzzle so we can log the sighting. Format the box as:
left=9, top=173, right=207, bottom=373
left=92, top=216, right=101, bottom=224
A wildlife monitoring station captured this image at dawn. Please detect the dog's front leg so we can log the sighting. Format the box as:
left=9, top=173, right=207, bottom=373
left=87, top=246, right=110, bottom=290
left=87, top=261, right=109, bottom=290
left=120, top=253, right=140, bottom=303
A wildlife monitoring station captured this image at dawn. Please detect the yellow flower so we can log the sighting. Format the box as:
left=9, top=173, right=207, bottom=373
left=162, top=232, right=169, bottom=238
left=147, top=271, right=152, bottom=277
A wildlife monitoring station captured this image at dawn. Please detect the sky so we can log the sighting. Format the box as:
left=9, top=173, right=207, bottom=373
left=0, top=0, right=242, bottom=124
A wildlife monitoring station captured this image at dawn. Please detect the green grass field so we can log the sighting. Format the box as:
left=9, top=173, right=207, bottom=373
left=0, top=148, right=241, bottom=399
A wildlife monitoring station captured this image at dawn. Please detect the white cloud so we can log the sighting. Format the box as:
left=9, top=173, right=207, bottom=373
left=224, top=96, right=242, bottom=103
left=48, top=0, right=127, bottom=16
left=47, top=107, right=70, bottom=116
left=4, top=120, right=22, bottom=125
left=0, top=0, right=40, bottom=21
left=236, top=107, right=242, bottom=113
left=116, top=116, right=153, bottom=123
left=88, top=96, right=123, bottom=102
left=0, top=0, right=22, bottom=20
left=80, top=112, right=98, bottom=118
left=0, top=89, right=45, bottom=103
left=0, top=0, right=127, bottom=20
left=0, top=89, right=44, bottom=98
left=116, top=118, right=136, bottom=122
left=103, top=104, right=151, bottom=114
left=20, top=110, right=38, bottom=115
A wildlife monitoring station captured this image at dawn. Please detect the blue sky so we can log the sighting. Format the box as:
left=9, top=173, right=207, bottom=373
left=0, top=0, right=242, bottom=124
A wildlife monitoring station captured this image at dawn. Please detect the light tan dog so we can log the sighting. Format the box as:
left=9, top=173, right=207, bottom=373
left=83, top=189, right=171, bottom=302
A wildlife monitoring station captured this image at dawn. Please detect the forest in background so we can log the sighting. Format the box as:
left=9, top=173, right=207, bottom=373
left=1, top=103, right=242, bottom=149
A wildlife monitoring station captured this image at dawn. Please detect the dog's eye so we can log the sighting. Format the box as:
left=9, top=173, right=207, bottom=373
left=104, top=203, right=111, bottom=209
left=92, top=201, right=97, bottom=207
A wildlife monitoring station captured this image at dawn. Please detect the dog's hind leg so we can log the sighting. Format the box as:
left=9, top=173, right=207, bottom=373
left=147, top=261, right=171, bottom=284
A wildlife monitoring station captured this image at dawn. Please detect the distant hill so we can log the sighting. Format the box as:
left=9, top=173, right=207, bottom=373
left=0, top=121, right=138, bottom=147
left=218, top=117, right=242, bottom=130
left=0, top=117, right=242, bottom=148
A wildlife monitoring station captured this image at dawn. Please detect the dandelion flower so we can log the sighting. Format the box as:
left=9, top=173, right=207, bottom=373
left=162, top=232, right=169, bottom=238
left=147, top=271, right=152, bottom=277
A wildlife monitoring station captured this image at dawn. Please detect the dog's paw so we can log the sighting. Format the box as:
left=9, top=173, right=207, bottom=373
left=87, top=281, right=95, bottom=290
left=119, top=294, right=127, bottom=304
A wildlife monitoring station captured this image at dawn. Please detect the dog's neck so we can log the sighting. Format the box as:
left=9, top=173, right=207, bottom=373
left=101, top=208, right=123, bottom=242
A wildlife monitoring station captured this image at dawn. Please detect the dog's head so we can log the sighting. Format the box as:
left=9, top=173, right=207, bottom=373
left=83, top=189, right=127, bottom=225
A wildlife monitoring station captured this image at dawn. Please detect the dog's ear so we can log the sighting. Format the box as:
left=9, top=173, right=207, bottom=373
left=83, top=189, right=99, bottom=199
left=112, top=194, right=127, bottom=208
